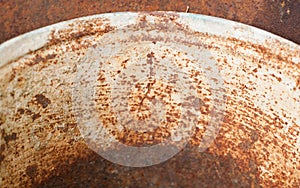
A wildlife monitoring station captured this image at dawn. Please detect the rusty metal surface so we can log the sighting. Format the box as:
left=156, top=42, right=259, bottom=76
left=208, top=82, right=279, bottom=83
left=0, top=12, right=300, bottom=187
left=0, top=0, right=299, bottom=44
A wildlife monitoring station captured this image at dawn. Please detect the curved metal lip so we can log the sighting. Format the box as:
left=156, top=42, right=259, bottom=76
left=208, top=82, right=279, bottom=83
left=0, top=11, right=299, bottom=68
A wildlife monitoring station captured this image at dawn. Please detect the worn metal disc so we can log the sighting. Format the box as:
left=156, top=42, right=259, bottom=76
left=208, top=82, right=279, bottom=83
left=0, top=12, right=299, bottom=187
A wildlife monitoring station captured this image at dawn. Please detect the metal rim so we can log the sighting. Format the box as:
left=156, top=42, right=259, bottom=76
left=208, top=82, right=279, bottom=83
left=0, top=11, right=299, bottom=68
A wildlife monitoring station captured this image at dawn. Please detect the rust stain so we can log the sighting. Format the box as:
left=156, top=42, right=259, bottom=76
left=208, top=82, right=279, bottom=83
left=0, top=13, right=299, bottom=188
left=34, top=94, right=51, bottom=108
left=3, top=132, right=17, bottom=143
left=0, top=113, right=6, bottom=125
left=96, top=75, right=183, bottom=147
left=48, top=18, right=115, bottom=46
left=25, top=164, right=38, bottom=178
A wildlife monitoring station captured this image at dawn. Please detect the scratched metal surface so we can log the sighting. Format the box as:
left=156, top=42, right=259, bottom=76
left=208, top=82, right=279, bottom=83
left=0, top=12, right=299, bottom=187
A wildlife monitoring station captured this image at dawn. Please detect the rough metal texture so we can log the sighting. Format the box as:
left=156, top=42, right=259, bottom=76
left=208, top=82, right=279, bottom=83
left=0, top=0, right=299, bottom=44
left=0, top=12, right=300, bottom=187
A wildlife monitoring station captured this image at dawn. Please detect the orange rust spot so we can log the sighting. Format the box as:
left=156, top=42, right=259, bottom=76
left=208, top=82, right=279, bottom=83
left=270, top=73, right=282, bottom=82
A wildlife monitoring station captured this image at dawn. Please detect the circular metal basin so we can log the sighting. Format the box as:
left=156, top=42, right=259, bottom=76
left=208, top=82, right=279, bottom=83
left=0, top=12, right=299, bottom=187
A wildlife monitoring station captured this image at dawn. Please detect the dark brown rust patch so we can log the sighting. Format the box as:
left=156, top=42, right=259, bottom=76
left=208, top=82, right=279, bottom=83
left=4, top=132, right=17, bottom=143
left=34, top=146, right=261, bottom=188
left=32, top=113, right=41, bottom=121
left=26, top=54, right=57, bottom=67
left=0, top=145, right=5, bottom=165
left=0, top=113, right=6, bottom=125
left=34, top=94, right=51, bottom=108
left=17, top=108, right=25, bottom=115
left=26, top=164, right=38, bottom=178
left=0, top=154, right=4, bottom=164
left=17, top=108, right=33, bottom=116
left=0, top=144, right=5, bottom=152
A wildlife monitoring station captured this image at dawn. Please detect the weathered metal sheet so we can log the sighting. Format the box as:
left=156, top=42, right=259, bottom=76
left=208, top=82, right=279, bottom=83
left=0, top=12, right=299, bottom=187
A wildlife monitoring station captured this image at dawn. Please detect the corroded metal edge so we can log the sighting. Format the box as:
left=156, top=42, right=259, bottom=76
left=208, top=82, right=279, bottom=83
left=0, top=11, right=299, bottom=68
left=0, top=11, right=299, bottom=187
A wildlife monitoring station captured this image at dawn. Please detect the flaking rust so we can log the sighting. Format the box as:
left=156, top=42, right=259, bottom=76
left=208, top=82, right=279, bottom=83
left=0, top=12, right=299, bottom=187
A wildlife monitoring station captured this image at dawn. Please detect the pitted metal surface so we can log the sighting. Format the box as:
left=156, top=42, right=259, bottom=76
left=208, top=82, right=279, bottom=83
left=0, top=12, right=299, bottom=187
